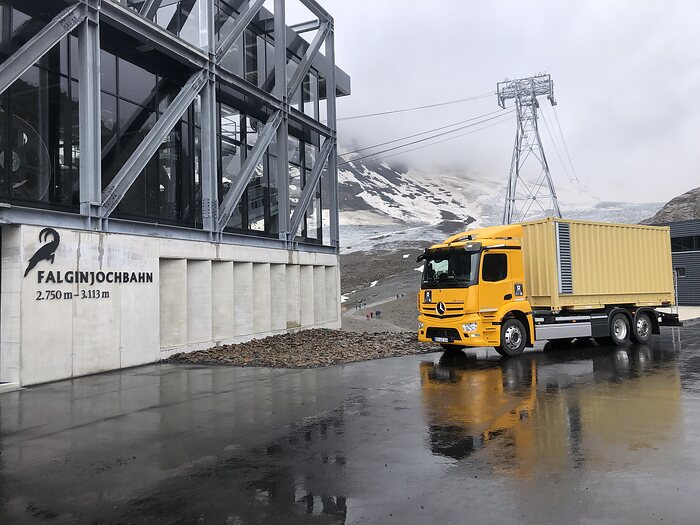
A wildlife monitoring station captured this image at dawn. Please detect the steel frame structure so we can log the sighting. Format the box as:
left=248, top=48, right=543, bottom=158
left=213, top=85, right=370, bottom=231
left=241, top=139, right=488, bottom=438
left=497, top=74, right=561, bottom=224
left=0, top=0, right=345, bottom=253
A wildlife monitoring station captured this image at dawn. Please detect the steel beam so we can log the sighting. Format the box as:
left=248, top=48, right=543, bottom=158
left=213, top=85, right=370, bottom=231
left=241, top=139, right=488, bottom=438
left=325, top=24, right=339, bottom=248
left=0, top=3, right=87, bottom=96
left=214, top=0, right=266, bottom=64
left=298, top=0, right=332, bottom=22
left=100, top=0, right=209, bottom=70
left=288, top=137, right=332, bottom=239
left=0, top=203, right=338, bottom=255
left=102, top=69, right=207, bottom=217
left=288, top=106, right=332, bottom=137
left=289, top=20, right=320, bottom=34
left=217, top=110, right=283, bottom=231
left=287, top=21, right=329, bottom=100
left=78, top=8, right=102, bottom=223
left=217, top=67, right=283, bottom=110
left=273, top=0, right=290, bottom=242
left=200, top=0, right=219, bottom=233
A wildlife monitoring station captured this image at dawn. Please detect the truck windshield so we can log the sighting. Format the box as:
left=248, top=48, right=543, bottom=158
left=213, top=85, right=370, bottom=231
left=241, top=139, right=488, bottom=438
left=422, top=251, right=480, bottom=289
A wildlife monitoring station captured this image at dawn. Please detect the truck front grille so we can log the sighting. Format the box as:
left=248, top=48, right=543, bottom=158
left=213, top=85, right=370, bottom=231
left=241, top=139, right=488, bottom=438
left=426, top=328, right=461, bottom=341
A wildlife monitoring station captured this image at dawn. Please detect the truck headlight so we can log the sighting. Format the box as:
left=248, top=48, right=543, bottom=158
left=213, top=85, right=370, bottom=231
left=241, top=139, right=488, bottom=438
left=419, top=322, right=424, bottom=329
left=462, top=322, right=478, bottom=333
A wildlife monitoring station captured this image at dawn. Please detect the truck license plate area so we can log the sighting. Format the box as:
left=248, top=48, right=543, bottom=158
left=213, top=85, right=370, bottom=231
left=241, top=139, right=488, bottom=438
left=433, top=336, right=451, bottom=343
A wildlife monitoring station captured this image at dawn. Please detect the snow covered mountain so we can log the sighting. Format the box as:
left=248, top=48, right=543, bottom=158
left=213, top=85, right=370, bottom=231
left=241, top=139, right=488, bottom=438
left=338, top=157, right=663, bottom=253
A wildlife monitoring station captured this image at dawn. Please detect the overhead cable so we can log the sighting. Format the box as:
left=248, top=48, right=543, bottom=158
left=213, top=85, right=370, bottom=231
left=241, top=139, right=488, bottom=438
left=551, top=106, right=581, bottom=184
left=338, top=113, right=513, bottom=167
left=336, top=92, right=495, bottom=121
left=340, top=108, right=508, bottom=157
left=540, top=108, right=576, bottom=185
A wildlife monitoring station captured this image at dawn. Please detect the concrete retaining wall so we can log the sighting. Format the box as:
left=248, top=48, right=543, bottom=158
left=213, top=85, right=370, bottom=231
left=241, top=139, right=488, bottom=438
left=0, top=225, right=340, bottom=386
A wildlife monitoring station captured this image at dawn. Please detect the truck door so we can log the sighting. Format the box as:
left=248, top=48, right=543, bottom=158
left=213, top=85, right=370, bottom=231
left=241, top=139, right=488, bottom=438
left=479, top=251, right=512, bottom=314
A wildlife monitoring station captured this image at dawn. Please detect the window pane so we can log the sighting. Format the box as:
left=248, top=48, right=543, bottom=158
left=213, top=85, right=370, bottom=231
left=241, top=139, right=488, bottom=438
left=482, top=253, right=508, bottom=282
left=118, top=57, right=156, bottom=108
left=267, top=152, right=279, bottom=234
left=244, top=30, right=258, bottom=86
left=0, top=66, right=78, bottom=209
left=303, top=72, right=318, bottom=119
left=263, top=40, right=275, bottom=93
left=220, top=34, right=244, bottom=77
left=220, top=104, right=241, bottom=142
left=100, top=50, right=117, bottom=93
left=158, top=127, right=181, bottom=221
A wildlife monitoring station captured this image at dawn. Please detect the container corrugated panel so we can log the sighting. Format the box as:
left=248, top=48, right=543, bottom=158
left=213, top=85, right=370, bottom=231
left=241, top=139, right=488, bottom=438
left=521, top=218, right=675, bottom=310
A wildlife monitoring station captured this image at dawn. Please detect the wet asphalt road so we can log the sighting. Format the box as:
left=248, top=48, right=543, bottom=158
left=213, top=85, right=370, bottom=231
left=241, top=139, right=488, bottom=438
left=2, top=326, right=700, bottom=524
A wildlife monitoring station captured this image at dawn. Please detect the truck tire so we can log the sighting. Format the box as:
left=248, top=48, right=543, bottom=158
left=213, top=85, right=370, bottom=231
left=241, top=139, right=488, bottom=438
left=609, top=313, right=631, bottom=346
left=496, top=318, right=527, bottom=357
left=631, top=311, right=652, bottom=344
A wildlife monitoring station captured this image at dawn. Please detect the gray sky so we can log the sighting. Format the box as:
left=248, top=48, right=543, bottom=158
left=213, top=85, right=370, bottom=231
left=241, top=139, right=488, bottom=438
left=286, top=0, right=700, bottom=203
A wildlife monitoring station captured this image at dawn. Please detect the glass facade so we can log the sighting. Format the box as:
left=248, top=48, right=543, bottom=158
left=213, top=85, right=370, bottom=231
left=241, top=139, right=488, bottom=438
left=99, top=46, right=198, bottom=226
left=0, top=1, right=341, bottom=246
left=0, top=6, right=80, bottom=211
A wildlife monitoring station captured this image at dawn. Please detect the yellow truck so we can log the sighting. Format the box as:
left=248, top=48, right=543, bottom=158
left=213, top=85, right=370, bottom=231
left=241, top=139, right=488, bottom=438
left=416, top=218, right=682, bottom=356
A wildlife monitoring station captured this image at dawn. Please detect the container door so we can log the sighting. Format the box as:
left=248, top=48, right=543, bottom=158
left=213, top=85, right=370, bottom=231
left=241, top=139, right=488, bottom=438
left=478, top=251, right=512, bottom=314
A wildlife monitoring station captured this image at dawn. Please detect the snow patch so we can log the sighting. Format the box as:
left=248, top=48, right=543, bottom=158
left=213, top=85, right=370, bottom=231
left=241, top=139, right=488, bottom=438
left=370, top=280, right=378, bottom=287
left=402, top=254, right=410, bottom=259
left=415, top=266, right=423, bottom=272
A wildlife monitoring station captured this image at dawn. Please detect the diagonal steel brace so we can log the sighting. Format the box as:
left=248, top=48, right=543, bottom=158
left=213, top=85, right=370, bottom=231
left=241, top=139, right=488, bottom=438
left=215, top=0, right=266, bottom=64
left=139, top=0, right=162, bottom=20
left=101, top=69, right=207, bottom=217
left=217, top=110, right=283, bottom=231
left=0, top=3, right=87, bottom=96
left=287, top=21, right=329, bottom=100
left=288, top=136, right=332, bottom=239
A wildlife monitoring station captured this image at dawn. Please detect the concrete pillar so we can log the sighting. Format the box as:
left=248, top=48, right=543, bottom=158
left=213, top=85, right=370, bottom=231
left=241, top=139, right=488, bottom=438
left=313, top=265, right=326, bottom=323
left=270, top=264, right=286, bottom=332
left=212, top=261, right=235, bottom=340
left=233, top=262, right=254, bottom=336
left=253, top=263, right=271, bottom=333
left=325, top=265, right=339, bottom=323
left=187, top=260, right=213, bottom=344
left=285, top=264, right=301, bottom=328
left=300, top=265, right=314, bottom=327
left=1, top=226, right=22, bottom=384
left=160, top=259, right=188, bottom=348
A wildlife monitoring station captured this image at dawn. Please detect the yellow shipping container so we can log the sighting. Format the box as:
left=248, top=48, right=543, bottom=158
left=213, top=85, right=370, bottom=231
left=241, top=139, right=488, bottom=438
left=521, top=218, right=675, bottom=310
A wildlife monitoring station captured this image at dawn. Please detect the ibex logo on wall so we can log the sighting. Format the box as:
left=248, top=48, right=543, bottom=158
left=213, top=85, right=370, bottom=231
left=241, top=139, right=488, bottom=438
left=24, top=228, right=60, bottom=277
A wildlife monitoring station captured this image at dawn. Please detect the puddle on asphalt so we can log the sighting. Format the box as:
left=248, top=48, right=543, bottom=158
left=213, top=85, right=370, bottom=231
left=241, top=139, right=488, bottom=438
left=419, top=340, right=684, bottom=477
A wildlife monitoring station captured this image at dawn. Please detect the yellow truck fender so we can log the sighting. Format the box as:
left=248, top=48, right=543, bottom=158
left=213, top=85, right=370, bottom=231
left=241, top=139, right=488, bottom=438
left=496, top=302, right=535, bottom=346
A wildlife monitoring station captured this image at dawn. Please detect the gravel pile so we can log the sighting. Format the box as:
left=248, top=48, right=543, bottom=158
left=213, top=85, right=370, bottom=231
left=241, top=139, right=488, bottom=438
left=167, top=329, right=440, bottom=368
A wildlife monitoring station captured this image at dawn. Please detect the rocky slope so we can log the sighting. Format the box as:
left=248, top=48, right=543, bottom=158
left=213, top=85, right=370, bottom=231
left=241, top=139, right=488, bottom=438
left=338, top=157, right=663, bottom=239
left=642, top=186, right=700, bottom=224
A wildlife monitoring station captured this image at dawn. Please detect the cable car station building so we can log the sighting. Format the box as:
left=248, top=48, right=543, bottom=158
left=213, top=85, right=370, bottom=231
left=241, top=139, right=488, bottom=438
left=0, top=0, right=350, bottom=387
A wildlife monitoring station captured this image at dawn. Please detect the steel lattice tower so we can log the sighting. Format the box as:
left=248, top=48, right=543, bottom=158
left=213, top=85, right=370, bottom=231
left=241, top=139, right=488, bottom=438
left=497, top=74, right=562, bottom=224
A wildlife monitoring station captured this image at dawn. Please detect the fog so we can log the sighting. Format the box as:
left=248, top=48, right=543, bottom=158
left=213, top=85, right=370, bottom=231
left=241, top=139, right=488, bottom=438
left=282, top=0, right=700, bottom=203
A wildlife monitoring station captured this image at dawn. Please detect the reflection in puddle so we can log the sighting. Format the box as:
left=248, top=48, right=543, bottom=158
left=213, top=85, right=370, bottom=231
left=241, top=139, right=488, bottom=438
left=420, top=344, right=682, bottom=477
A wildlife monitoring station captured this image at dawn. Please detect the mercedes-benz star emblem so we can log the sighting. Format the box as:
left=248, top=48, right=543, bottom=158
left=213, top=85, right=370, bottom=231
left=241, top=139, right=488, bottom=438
left=436, top=302, right=446, bottom=315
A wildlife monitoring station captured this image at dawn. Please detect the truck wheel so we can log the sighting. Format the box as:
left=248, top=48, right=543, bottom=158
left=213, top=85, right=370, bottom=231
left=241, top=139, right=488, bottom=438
left=631, top=312, right=652, bottom=344
left=609, top=313, right=631, bottom=346
left=496, top=318, right=527, bottom=357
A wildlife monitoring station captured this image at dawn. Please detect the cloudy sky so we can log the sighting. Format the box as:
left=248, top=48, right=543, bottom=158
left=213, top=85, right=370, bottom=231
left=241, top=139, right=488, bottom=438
left=286, top=0, right=700, bottom=203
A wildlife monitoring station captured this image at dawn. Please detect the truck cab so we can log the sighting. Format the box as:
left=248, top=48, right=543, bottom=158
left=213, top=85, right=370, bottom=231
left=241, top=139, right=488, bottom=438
left=417, top=224, right=534, bottom=356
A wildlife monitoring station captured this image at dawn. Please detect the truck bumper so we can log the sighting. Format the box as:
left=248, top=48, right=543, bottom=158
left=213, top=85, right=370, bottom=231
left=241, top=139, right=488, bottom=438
left=417, top=313, right=495, bottom=347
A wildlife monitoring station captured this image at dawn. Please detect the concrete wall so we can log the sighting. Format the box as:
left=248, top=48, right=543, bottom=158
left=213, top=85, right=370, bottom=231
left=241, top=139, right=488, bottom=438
left=0, top=225, right=341, bottom=386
